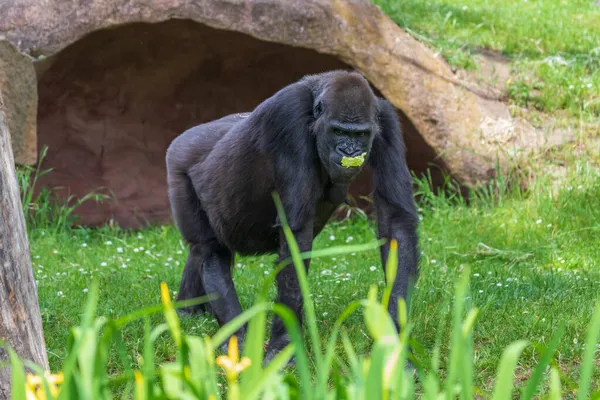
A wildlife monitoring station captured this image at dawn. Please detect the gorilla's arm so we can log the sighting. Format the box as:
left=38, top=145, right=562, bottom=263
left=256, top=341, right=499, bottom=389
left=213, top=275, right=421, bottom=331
left=255, top=81, right=321, bottom=235
left=369, top=98, right=420, bottom=329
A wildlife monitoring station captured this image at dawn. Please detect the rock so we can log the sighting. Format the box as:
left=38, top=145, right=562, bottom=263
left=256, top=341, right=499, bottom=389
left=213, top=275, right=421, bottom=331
left=0, top=0, right=552, bottom=227
left=0, top=39, right=37, bottom=166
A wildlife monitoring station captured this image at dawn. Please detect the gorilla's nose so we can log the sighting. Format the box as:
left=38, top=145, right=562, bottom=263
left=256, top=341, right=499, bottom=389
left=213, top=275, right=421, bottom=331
left=339, top=146, right=361, bottom=157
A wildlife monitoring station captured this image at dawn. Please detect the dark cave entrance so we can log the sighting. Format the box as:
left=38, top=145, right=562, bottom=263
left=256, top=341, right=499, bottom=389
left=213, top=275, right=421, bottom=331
left=35, top=19, right=444, bottom=228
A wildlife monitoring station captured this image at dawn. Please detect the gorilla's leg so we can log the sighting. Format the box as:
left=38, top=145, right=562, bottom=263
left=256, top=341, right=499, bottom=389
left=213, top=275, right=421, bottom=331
left=170, top=173, right=245, bottom=347
left=168, top=171, right=213, bottom=315
left=177, top=248, right=211, bottom=315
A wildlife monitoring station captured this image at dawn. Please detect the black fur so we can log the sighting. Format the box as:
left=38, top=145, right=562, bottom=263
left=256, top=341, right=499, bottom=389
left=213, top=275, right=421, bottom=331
left=166, top=70, right=419, bottom=361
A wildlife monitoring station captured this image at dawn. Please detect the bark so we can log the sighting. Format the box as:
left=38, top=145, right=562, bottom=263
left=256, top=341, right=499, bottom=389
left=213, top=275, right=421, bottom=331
left=0, top=92, right=48, bottom=399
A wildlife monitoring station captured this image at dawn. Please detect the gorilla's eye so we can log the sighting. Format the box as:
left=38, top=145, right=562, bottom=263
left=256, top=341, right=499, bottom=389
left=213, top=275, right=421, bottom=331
left=357, top=131, right=366, bottom=137
left=333, top=129, right=344, bottom=136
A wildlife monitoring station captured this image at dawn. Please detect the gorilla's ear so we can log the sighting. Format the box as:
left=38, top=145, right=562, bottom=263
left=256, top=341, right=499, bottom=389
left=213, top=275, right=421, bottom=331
left=313, top=100, right=323, bottom=118
left=313, top=92, right=324, bottom=119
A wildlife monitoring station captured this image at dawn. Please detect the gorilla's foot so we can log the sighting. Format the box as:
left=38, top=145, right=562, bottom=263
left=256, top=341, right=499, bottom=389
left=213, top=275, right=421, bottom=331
left=264, top=334, right=295, bottom=367
left=175, top=301, right=214, bottom=317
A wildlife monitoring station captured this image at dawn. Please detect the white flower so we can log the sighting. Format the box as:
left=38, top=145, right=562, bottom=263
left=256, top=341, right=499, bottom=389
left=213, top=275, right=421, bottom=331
left=478, top=290, right=484, bottom=293
left=137, top=234, right=143, bottom=239
left=496, top=283, right=502, bottom=287
left=176, top=250, right=183, bottom=254
left=57, top=291, right=63, bottom=296
left=134, top=248, right=140, bottom=253
left=121, top=264, right=127, bottom=269
left=105, top=240, right=113, bottom=245
left=321, top=269, right=332, bottom=275
left=536, top=219, right=542, bottom=224
left=473, top=273, right=480, bottom=277
left=82, top=243, right=87, bottom=248
left=370, top=266, right=377, bottom=271
left=83, top=288, right=88, bottom=293
left=323, top=312, right=329, bottom=317
left=431, top=259, right=437, bottom=264
left=53, top=249, right=58, bottom=254
left=100, top=262, right=107, bottom=267
left=264, top=271, right=269, bottom=275
left=329, top=235, right=335, bottom=241
left=346, top=236, right=354, bottom=243
left=117, top=247, right=123, bottom=253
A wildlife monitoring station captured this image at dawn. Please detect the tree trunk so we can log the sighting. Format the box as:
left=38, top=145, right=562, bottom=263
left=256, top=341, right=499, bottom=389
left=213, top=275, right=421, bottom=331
left=0, top=92, right=48, bottom=399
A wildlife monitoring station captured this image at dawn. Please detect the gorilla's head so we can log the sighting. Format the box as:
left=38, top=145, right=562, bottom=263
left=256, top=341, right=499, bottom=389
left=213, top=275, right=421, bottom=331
left=312, top=72, right=379, bottom=185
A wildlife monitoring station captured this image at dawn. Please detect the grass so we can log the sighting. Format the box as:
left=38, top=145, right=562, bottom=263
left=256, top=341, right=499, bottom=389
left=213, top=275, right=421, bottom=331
left=21, top=157, right=600, bottom=396
left=373, top=0, right=600, bottom=118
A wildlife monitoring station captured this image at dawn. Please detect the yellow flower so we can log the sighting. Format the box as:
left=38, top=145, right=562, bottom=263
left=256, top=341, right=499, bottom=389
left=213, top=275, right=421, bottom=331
left=160, top=281, right=182, bottom=347
left=216, top=335, right=251, bottom=382
left=25, top=371, right=64, bottom=400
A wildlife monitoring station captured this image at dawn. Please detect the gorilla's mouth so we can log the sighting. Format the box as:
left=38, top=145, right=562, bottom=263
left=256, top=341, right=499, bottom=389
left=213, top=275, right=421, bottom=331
left=340, top=153, right=367, bottom=168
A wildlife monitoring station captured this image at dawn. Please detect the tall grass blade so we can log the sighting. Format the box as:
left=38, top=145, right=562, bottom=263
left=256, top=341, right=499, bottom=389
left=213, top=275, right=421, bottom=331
left=520, top=322, right=565, bottom=400
left=271, top=304, right=312, bottom=398
left=576, top=300, right=600, bottom=400
left=211, top=303, right=273, bottom=348
left=320, top=300, right=362, bottom=391
left=461, top=308, right=478, bottom=400
left=273, top=193, right=323, bottom=370
left=549, top=367, right=562, bottom=400
left=241, top=260, right=282, bottom=394
left=444, top=268, right=470, bottom=399
left=6, top=345, right=26, bottom=400
left=245, top=345, right=295, bottom=400
left=491, top=340, right=528, bottom=400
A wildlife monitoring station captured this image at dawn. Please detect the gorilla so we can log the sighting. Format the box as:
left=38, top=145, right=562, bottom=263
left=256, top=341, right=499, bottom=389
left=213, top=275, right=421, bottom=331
left=166, top=70, right=419, bottom=361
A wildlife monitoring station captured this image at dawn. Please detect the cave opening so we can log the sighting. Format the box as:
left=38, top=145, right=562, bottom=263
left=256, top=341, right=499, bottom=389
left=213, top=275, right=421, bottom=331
left=35, top=19, right=444, bottom=228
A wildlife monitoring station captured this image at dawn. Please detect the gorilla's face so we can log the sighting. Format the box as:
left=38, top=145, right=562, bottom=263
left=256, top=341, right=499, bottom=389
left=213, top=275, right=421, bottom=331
left=314, top=77, right=378, bottom=185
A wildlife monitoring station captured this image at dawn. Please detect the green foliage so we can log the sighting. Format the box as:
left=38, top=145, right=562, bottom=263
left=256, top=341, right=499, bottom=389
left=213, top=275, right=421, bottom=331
left=373, top=0, right=600, bottom=117
left=5, top=187, right=600, bottom=399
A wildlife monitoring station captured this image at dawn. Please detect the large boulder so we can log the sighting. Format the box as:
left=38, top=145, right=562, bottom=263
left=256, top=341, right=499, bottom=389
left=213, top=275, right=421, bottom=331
left=0, top=39, right=38, bottom=166
left=0, top=0, right=540, bottom=227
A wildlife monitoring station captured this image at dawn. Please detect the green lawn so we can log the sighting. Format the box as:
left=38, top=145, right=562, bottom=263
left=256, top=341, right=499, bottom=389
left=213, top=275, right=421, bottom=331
left=27, top=160, right=600, bottom=394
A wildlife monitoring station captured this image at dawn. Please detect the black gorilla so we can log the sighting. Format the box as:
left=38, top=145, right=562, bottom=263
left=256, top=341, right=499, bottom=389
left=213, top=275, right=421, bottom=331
left=166, top=70, right=419, bottom=361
